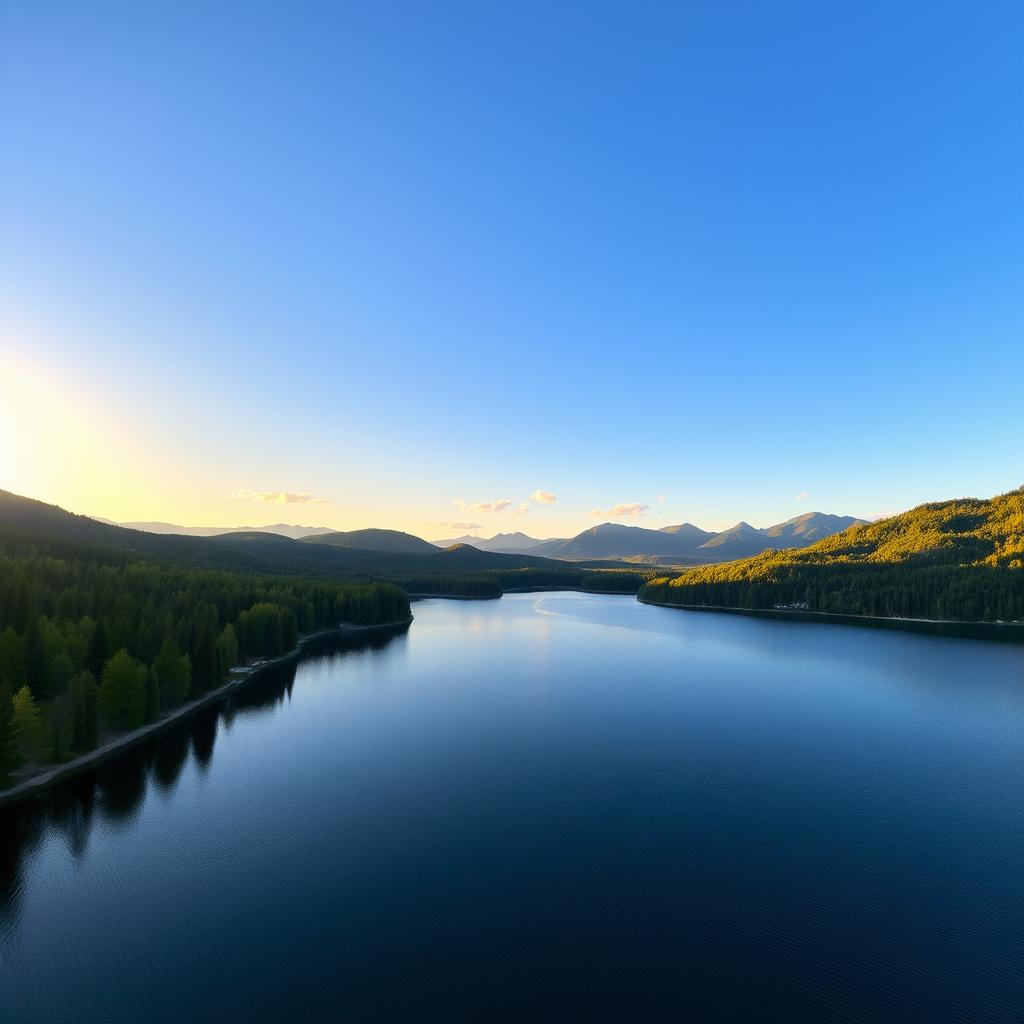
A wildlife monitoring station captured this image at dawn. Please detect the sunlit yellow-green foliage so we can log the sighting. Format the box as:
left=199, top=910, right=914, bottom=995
left=641, top=487, right=1024, bottom=622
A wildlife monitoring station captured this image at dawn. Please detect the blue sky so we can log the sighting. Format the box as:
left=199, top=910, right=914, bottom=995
left=1, top=1, right=1021, bottom=537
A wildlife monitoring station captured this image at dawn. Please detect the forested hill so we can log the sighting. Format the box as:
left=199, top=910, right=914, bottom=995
left=0, top=490, right=569, bottom=577
left=106, top=520, right=335, bottom=540
left=299, top=528, right=439, bottom=555
left=640, top=487, right=1024, bottom=623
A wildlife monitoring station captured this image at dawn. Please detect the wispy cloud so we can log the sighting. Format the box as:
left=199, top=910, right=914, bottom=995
left=512, top=502, right=530, bottom=516
left=231, top=490, right=329, bottom=505
left=794, top=491, right=809, bottom=502
left=587, top=502, right=651, bottom=518
left=608, top=502, right=649, bottom=517
left=656, top=495, right=667, bottom=503
left=423, top=521, right=482, bottom=531
left=454, top=498, right=512, bottom=513
left=532, top=489, right=556, bottom=503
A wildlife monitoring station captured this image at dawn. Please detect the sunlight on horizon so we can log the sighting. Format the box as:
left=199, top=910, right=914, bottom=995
left=1, top=345, right=198, bottom=523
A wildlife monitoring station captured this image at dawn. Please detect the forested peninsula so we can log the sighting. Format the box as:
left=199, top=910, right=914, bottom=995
left=0, top=544, right=410, bottom=790
left=641, top=487, right=1024, bottom=623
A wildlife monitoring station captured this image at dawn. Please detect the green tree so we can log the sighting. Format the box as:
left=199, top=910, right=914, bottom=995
left=68, top=670, right=99, bottom=751
left=86, top=619, right=107, bottom=679
left=0, top=681, right=21, bottom=783
left=12, top=684, right=43, bottom=755
left=237, top=603, right=297, bottom=657
left=191, top=625, right=217, bottom=694
left=24, top=618, right=48, bottom=700
left=144, top=668, right=160, bottom=724
left=50, top=692, right=73, bottom=760
left=153, top=638, right=191, bottom=707
left=0, top=627, right=25, bottom=690
left=215, top=624, right=239, bottom=680
left=50, top=651, right=74, bottom=696
left=100, top=649, right=147, bottom=730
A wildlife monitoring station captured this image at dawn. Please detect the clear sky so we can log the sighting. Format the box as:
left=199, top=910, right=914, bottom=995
left=2, top=2, right=1021, bottom=539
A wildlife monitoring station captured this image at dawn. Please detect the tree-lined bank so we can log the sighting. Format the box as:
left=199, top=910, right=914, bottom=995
left=0, top=547, right=410, bottom=786
left=641, top=487, right=1024, bottom=623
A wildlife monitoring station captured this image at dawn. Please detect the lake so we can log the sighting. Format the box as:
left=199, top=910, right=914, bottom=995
left=2, top=593, right=1023, bottom=1022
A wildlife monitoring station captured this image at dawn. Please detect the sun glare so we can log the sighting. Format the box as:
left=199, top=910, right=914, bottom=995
left=0, top=349, right=124, bottom=512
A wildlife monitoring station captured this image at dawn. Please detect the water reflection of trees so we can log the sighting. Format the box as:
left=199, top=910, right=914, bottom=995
left=152, top=724, right=191, bottom=794
left=0, top=626, right=407, bottom=935
left=190, top=707, right=217, bottom=773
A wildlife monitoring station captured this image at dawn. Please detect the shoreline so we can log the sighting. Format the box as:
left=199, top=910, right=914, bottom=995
left=637, top=597, right=1024, bottom=642
left=504, top=585, right=641, bottom=594
left=0, top=616, right=413, bottom=809
left=410, top=586, right=643, bottom=601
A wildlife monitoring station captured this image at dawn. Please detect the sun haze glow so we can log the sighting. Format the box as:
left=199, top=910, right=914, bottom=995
left=0, top=349, right=134, bottom=516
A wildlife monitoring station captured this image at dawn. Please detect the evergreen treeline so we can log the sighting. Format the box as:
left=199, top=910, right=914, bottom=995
left=488, top=566, right=657, bottom=591
left=327, top=584, right=411, bottom=627
left=580, top=571, right=649, bottom=593
left=0, top=551, right=410, bottom=783
left=641, top=487, right=1024, bottom=623
left=378, top=567, right=657, bottom=598
left=389, top=574, right=504, bottom=598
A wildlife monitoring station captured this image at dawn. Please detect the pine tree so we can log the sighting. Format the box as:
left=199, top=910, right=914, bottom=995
left=12, top=685, right=42, bottom=756
left=215, top=624, right=239, bottom=680
left=69, top=671, right=89, bottom=750
left=191, top=626, right=217, bottom=694
left=0, top=627, right=25, bottom=690
left=50, top=693, right=73, bottom=760
left=0, top=681, right=22, bottom=783
left=81, top=672, right=100, bottom=750
left=144, top=668, right=160, bottom=724
left=87, top=620, right=108, bottom=680
left=154, top=638, right=190, bottom=707
left=24, top=617, right=48, bottom=700
left=100, top=650, right=146, bottom=730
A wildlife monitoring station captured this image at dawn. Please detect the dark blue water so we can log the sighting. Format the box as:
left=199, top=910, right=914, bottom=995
left=2, top=594, right=1023, bottom=1022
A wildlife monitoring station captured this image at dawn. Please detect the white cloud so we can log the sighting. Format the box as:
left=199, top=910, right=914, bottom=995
left=656, top=495, right=667, bottom=503
left=532, top=489, right=556, bottom=503
left=512, top=502, right=530, bottom=516
left=795, top=491, right=809, bottom=502
left=454, top=497, right=513, bottom=513
left=231, top=490, right=329, bottom=505
left=587, top=502, right=651, bottom=518
left=608, top=502, right=649, bottom=518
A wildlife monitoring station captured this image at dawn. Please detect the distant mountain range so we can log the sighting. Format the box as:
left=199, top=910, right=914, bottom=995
left=435, top=512, right=867, bottom=563
left=96, top=519, right=335, bottom=541
left=641, top=487, right=1024, bottom=623
left=99, top=512, right=862, bottom=564
left=433, top=531, right=566, bottom=554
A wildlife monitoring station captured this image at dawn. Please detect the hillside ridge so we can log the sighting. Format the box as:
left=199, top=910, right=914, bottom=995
left=640, top=488, right=1024, bottom=622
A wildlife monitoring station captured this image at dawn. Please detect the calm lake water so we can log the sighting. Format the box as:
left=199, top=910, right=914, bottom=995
left=2, top=593, right=1023, bottom=1022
